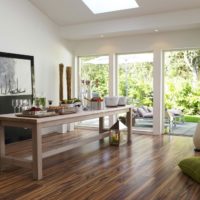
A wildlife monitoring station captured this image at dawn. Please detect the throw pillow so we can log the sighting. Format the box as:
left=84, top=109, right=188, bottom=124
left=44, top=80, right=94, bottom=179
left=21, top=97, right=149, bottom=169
left=142, top=106, right=149, bottom=113
left=137, top=107, right=146, bottom=117
left=147, top=107, right=153, bottom=112
left=178, top=157, right=200, bottom=183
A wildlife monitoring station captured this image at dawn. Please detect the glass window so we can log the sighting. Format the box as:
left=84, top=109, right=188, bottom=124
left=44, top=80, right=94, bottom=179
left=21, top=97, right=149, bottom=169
left=164, top=49, right=200, bottom=136
left=117, top=53, right=154, bottom=131
left=79, top=56, right=109, bottom=99
left=78, top=55, right=109, bottom=127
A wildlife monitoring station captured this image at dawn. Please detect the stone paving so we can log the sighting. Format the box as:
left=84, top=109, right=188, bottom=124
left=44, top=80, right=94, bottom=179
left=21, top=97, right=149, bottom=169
left=78, top=118, right=198, bottom=137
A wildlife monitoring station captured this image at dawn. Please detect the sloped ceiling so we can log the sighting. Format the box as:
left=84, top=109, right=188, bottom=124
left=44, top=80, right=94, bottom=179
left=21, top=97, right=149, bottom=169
left=29, top=0, right=200, bottom=40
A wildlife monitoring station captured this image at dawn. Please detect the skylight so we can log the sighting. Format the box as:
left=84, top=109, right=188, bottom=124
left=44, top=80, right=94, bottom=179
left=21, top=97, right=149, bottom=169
left=82, top=0, right=139, bottom=14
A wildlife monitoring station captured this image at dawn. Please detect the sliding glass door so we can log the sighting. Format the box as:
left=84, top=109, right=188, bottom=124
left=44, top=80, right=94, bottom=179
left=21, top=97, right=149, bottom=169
left=117, top=52, right=154, bottom=132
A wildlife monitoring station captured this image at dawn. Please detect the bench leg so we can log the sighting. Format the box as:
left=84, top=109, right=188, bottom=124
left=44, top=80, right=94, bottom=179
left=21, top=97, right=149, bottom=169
left=127, top=108, right=132, bottom=144
left=0, top=126, right=5, bottom=170
left=99, top=117, right=104, bottom=142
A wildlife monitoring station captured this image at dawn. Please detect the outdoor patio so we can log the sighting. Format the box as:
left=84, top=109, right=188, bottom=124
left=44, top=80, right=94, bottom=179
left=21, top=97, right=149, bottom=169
left=169, top=122, right=197, bottom=136
left=78, top=118, right=197, bottom=137
left=135, top=119, right=197, bottom=136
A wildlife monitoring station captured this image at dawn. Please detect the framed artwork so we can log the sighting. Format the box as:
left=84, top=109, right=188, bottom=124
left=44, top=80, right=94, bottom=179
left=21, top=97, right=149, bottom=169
left=0, top=52, right=34, bottom=96
left=0, top=52, right=35, bottom=113
left=0, top=52, right=35, bottom=143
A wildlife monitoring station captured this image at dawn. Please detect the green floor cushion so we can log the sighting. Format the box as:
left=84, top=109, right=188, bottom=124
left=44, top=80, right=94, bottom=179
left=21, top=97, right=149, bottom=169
left=178, top=157, right=200, bottom=183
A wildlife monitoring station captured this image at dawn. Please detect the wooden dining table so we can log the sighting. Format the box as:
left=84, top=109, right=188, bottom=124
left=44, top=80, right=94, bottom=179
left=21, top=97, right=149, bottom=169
left=0, top=105, right=132, bottom=180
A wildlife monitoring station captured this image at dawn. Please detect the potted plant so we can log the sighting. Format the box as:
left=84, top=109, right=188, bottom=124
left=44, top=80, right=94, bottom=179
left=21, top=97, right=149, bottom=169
left=61, top=98, right=82, bottom=108
left=90, top=97, right=104, bottom=110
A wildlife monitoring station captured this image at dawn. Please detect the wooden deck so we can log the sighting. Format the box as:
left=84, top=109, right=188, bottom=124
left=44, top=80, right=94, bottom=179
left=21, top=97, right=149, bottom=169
left=1, top=129, right=200, bottom=200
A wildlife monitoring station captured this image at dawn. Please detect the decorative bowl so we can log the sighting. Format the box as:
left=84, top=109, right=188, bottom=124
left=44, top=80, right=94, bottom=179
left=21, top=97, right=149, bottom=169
left=105, top=96, right=119, bottom=107
left=118, top=96, right=127, bottom=106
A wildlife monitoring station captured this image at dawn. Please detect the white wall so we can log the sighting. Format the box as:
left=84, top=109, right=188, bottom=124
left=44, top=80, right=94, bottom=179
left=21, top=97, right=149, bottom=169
left=0, top=0, right=73, bottom=104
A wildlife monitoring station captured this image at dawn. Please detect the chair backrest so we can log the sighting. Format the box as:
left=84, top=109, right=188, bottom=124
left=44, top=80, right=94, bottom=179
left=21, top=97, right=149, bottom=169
left=169, top=108, right=182, bottom=116
left=142, top=106, right=149, bottom=113
left=165, top=110, right=173, bottom=121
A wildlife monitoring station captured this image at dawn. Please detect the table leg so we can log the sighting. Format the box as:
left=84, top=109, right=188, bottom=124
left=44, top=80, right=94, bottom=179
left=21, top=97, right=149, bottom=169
left=99, top=117, right=104, bottom=142
left=0, top=126, right=5, bottom=170
left=126, top=108, right=132, bottom=144
left=32, top=126, right=42, bottom=180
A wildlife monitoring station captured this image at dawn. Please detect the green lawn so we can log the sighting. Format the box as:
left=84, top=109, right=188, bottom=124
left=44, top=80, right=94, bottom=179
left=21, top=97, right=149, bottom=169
left=184, top=115, right=200, bottom=123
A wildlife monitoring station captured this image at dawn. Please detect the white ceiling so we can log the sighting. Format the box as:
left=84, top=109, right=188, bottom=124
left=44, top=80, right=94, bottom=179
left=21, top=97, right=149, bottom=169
left=29, top=0, right=200, bottom=40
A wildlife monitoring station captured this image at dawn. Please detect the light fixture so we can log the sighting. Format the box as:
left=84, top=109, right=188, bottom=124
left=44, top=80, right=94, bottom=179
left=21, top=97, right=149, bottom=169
left=154, top=29, right=159, bottom=32
left=82, top=0, right=139, bottom=14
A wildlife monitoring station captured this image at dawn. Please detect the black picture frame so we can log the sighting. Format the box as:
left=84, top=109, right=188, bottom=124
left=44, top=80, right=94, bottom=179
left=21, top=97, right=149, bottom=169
left=0, top=52, right=35, bottom=143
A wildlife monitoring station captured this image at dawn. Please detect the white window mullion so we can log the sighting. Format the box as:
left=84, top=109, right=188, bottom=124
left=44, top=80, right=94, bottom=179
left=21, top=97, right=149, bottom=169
left=153, top=49, right=164, bottom=135
left=109, top=54, right=116, bottom=126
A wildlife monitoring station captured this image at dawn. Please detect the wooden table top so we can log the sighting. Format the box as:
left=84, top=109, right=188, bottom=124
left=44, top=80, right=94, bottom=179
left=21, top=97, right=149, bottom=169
left=0, top=105, right=132, bottom=125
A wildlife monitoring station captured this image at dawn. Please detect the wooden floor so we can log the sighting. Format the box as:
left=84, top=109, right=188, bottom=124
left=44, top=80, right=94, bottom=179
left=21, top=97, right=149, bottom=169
left=1, top=129, right=200, bottom=200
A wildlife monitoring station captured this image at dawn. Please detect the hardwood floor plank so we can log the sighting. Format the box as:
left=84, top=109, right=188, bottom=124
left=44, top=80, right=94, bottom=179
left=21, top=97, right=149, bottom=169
left=0, top=129, right=200, bottom=200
